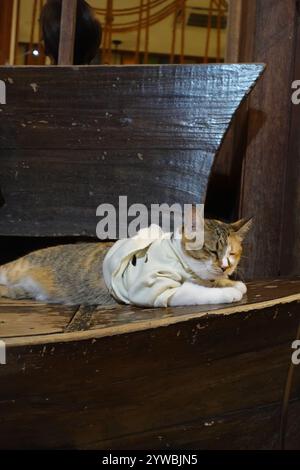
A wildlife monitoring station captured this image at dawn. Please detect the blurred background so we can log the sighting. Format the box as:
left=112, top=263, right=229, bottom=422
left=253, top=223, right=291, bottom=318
left=0, top=0, right=229, bottom=66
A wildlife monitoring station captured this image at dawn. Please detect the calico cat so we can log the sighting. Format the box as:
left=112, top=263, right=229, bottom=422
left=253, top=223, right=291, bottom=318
left=0, top=213, right=252, bottom=307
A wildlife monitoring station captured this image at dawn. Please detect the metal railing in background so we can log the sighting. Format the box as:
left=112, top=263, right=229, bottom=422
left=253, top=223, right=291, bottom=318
left=13, top=0, right=228, bottom=65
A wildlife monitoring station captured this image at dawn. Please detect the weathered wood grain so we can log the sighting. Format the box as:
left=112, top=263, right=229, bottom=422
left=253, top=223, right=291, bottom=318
left=58, top=0, right=77, bottom=66
left=238, top=0, right=297, bottom=278
left=0, top=0, right=14, bottom=65
left=280, top=9, right=300, bottom=277
left=0, top=64, right=264, bottom=236
left=0, top=300, right=76, bottom=338
left=1, top=278, right=300, bottom=344
left=83, top=404, right=282, bottom=450
left=285, top=400, right=300, bottom=450
left=0, top=279, right=299, bottom=449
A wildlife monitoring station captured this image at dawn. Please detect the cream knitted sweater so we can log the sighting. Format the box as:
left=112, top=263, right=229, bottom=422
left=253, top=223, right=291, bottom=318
left=103, top=225, right=196, bottom=307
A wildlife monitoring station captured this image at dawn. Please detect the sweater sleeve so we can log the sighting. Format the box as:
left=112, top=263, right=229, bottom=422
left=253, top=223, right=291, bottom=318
left=127, top=268, right=183, bottom=308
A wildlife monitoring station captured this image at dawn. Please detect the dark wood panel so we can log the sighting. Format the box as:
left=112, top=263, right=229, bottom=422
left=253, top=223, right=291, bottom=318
left=0, top=289, right=299, bottom=449
left=0, top=300, right=76, bottom=338
left=0, top=65, right=263, bottom=236
left=0, top=148, right=214, bottom=236
left=284, top=327, right=300, bottom=449
left=84, top=404, right=282, bottom=450
left=66, top=278, right=300, bottom=337
left=0, top=0, right=13, bottom=65
left=58, top=0, right=77, bottom=66
left=2, top=278, right=300, bottom=342
left=280, top=9, right=300, bottom=276
left=239, top=0, right=297, bottom=278
left=0, top=65, right=263, bottom=151
left=285, top=400, right=300, bottom=450
left=206, top=0, right=258, bottom=221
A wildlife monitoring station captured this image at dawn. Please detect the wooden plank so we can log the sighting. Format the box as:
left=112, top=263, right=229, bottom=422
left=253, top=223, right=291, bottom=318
left=0, top=301, right=76, bottom=338
left=71, top=278, right=300, bottom=335
left=83, top=404, right=282, bottom=450
left=58, top=0, right=77, bottom=65
left=285, top=400, right=300, bottom=450
left=0, top=64, right=264, bottom=236
left=238, top=0, right=297, bottom=278
left=206, top=0, right=258, bottom=220
left=1, top=278, right=300, bottom=345
left=0, top=0, right=14, bottom=65
left=0, top=295, right=299, bottom=449
left=280, top=10, right=300, bottom=276
left=284, top=323, right=300, bottom=449
left=225, top=0, right=243, bottom=63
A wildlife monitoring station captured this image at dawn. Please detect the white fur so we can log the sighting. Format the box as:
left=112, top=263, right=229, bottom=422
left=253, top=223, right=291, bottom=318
left=234, top=281, right=247, bottom=295
left=15, top=277, right=48, bottom=301
left=221, top=244, right=231, bottom=270
left=169, top=234, right=246, bottom=306
left=169, top=282, right=243, bottom=306
left=0, top=269, right=7, bottom=285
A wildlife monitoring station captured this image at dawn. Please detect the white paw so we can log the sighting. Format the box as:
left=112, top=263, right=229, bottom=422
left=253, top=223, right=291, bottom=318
left=233, top=281, right=247, bottom=295
left=221, top=287, right=243, bottom=303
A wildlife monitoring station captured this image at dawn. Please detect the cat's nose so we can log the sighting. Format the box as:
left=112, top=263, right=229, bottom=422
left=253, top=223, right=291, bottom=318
left=221, top=258, right=229, bottom=271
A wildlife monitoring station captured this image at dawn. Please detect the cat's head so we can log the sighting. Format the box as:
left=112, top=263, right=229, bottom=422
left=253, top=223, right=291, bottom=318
left=182, top=208, right=252, bottom=280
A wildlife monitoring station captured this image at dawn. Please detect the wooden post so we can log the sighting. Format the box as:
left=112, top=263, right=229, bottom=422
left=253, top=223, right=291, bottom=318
left=170, top=0, right=179, bottom=63
left=0, top=0, right=14, bottom=64
left=204, top=0, right=213, bottom=63
left=58, top=0, right=77, bottom=65
left=237, top=0, right=298, bottom=279
left=180, top=0, right=186, bottom=64
left=144, top=0, right=150, bottom=64
left=135, top=0, right=144, bottom=64
left=225, top=0, right=243, bottom=63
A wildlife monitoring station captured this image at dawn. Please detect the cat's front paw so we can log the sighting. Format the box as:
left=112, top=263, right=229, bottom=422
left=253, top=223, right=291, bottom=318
left=233, top=281, right=247, bottom=295
left=221, top=287, right=243, bottom=303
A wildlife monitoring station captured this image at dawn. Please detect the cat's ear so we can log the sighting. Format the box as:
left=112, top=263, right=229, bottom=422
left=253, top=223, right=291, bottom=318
left=231, top=217, right=253, bottom=240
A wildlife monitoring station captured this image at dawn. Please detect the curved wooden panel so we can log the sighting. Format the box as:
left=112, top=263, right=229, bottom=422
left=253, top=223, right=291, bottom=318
left=0, top=279, right=299, bottom=449
left=0, top=64, right=264, bottom=236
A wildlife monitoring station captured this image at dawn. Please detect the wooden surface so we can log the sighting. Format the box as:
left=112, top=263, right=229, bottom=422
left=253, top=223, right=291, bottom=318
left=237, top=0, right=299, bottom=279
left=206, top=0, right=257, bottom=221
left=58, top=0, right=77, bottom=65
left=0, top=64, right=264, bottom=236
left=0, top=279, right=300, bottom=449
left=1, top=278, right=300, bottom=345
left=225, top=0, right=243, bottom=63
left=281, top=6, right=300, bottom=277
left=0, top=0, right=14, bottom=65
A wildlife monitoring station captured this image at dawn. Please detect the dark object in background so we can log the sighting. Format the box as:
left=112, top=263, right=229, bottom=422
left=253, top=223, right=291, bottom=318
left=40, top=0, right=102, bottom=65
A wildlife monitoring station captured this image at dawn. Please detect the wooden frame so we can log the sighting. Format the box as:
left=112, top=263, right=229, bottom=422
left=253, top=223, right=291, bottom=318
left=220, top=0, right=300, bottom=280
left=58, top=0, right=77, bottom=65
left=0, top=64, right=263, bottom=237
left=1, top=279, right=300, bottom=449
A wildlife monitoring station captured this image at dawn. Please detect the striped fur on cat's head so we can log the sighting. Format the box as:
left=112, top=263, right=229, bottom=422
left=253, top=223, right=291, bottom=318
left=182, top=208, right=252, bottom=280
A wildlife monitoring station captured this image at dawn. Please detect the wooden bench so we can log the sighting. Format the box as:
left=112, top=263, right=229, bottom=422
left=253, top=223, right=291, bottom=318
left=1, top=64, right=299, bottom=450
left=1, top=279, right=300, bottom=449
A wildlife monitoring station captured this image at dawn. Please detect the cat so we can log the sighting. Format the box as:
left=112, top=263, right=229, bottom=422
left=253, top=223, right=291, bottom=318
left=0, top=211, right=252, bottom=307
